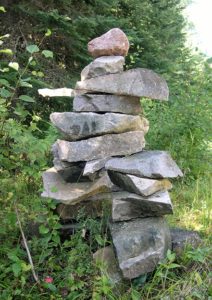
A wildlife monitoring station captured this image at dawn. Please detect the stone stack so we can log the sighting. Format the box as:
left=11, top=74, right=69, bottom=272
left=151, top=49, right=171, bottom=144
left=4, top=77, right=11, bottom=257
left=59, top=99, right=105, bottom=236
left=41, top=28, right=183, bottom=280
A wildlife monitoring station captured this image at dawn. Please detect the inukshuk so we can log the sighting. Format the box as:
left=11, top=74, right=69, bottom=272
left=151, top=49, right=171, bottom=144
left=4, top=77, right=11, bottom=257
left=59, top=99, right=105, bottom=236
left=41, top=28, right=183, bottom=280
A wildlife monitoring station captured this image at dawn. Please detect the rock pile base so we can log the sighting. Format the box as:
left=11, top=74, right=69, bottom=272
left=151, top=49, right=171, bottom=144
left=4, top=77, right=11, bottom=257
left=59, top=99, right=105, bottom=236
left=41, top=28, right=185, bottom=280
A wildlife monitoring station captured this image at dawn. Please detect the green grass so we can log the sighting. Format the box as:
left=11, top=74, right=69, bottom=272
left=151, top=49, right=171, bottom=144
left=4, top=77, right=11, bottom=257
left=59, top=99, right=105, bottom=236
left=0, top=174, right=211, bottom=299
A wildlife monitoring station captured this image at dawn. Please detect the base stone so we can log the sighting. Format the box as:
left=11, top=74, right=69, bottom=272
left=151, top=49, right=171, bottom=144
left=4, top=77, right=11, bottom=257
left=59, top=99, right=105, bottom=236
left=110, top=217, right=171, bottom=279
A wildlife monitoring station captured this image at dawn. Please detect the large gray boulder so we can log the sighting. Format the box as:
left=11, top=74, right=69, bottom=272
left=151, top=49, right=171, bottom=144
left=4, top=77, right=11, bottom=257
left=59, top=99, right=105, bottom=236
left=73, top=94, right=142, bottom=115
left=110, top=217, right=171, bottom=279
left=55, top=131, right=145, bottom=162
left=112, top=191, right=173, bottom=221
left=106, top=151, right=183, bottom=179
left=41, top=167, right=113, bottom=205
left=108, top=171, right=172, bottom=196
left=75, top=68, right=169, bottom=100
left=50, top=112, right=146, bottom=141
left=81, top=56, right=125, bottom=80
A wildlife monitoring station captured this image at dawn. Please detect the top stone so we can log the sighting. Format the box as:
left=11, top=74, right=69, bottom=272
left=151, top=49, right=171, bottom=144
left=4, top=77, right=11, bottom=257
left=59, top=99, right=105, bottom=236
left=88, top=28, right=130, bottom=58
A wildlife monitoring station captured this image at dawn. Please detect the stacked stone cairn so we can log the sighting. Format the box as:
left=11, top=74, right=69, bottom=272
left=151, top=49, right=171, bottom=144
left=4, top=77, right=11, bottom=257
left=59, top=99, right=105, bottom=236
left=41, top=28, right=184, bottom=280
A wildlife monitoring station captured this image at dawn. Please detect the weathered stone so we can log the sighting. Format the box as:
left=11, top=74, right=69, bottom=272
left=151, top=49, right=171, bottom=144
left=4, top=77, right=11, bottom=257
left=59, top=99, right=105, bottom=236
left=106, top=151, right=183, bottom=179
left=88, top=28, right=129, bottom=58
left=73, top=94, right=142, bottom=115
left=83, top=158, right=110, bottom=177
left=112, top=191, right=173, bottom=221
left=55, top=131, right=145, bottom=162
left=50, top=112, right=145, bottom=141
left=108, top=171, right=172, bottom=196
left=171, top=228, right=202, bottom=256
left=110, top=217, right=171, bottom=279
left=81, top=56, right=125, bottom=80
left=93, top=246, right=123, bottom=285
left=41, top=168, right=113, bottom=205
left=56, top=194, right=112, bottom=220
left=76, top=68, right=169, bottom=101
left=52, top=143, right=86, bottom=182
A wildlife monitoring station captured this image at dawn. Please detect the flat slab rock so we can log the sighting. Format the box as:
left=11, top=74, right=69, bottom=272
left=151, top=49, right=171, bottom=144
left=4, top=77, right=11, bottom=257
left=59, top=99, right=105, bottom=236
left=112, top=191, right=173, bottom=221
left=50, top=112, right=147, bottom=141
left=41, top=167, right=113, bottom=205
left=55, top=131, right=145, bottom=163
left=171, top=228, right=202, bottom=256
left=81, top=56, right=125, bottom=80
left=73, top=94, right=142, bottom=115
left=108, top=171, right=172, bottom=196
left=75, top=68, right=169, bottom=101
left=106, top=150, right=183, bottom=179
left=88, top=28, right=129, bottom=58
left=110, top=217, right=171, bottom=279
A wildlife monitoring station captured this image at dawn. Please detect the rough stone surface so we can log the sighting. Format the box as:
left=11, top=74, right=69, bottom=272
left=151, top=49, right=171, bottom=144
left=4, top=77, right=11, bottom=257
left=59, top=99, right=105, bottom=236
left=110, top=217, right=171, bottom=279
left=88, top=28, right=129, bottom=58
left=93, top=246, right=123, bottom=285
left=52, top=143, right=86, bottom=182
left=55, top=131, right=145, bottom=162
left=171, top=228, right=202, bottom=256
left=50, top=112, right=145, bottom=141
left=76, top=68, right=169, bottom=101
left=73, top=94, right=142, bottom=115
left=41, top=167, right=113, bottom=205
left=81, top=56, right=125, bottom=80
left=56, top=194, right=112, bottom=220
left=108, top=171, right=172, bottom=196
left=112, top=191, right=173, bottom=221
left=83, top=158, right=110, bottom=177
left=106, top=150, right=183, bottom=179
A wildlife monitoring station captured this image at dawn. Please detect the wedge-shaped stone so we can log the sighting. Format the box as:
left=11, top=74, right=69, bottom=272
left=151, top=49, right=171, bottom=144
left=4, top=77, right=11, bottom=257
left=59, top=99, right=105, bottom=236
left=50, top=112, right=146, bottom=141
left=112, top=191, right=173, bottom=222
left=110, top=217, right=171, bottom=279
left=73, top=94, right=142, bottom=115
left=41, top=167, right=113, bottom=205
left=83, top=158, right=110, bottom=177
left=76, top=68, right=169, bottom=100
left=108, top=171, right=172, bottom=196
left=81, top=56, right=125, bottom=80
left=88, top=28, right=129, bottom=58
left=55, top=131, right=145, bottom=162
left=106, top=150, right=183, bottom=179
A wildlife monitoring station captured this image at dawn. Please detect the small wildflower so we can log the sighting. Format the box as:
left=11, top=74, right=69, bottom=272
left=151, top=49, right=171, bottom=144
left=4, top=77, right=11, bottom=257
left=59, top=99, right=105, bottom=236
left=44, top=276, right=53, bottom=283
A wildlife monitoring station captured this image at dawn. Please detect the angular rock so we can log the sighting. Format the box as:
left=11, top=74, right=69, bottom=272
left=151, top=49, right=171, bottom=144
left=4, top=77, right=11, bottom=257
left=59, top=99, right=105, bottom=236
left=93, top=246, right=123, bottom=285
left=50, top=112, right=146, bottom=141
left=106, top=150, right=183, bottom=179
left=76, top=68, right=169, bottom=101
left=41, top=167, right=113, bottom=205
left=88, top=28, right=129, bottom=58
left=55, top=131, right=145, bottom=162
left=110, top=217, right=171, bottom=279
left=83, top=158, right=110, bottom=177
left=81, top=56, right=125, bottom=80
left=52, top=143, right=86, bottom=182
left=56, top=193, right=112, bottom=220
left=108, top=171, right=172, bottom=196
left=171, top=228, right=202, bottom=256
left=73, top=94, right=142, bottom=115
left=112, top=191, right=173, bottom=221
